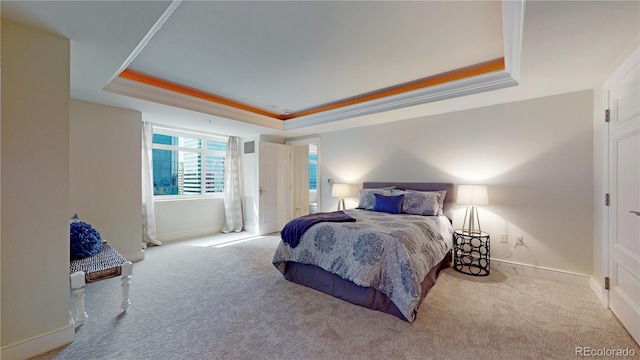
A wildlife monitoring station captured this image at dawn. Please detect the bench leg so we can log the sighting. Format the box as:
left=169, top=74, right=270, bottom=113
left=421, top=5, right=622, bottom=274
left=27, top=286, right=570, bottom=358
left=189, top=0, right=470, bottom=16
left=120, top=261, right=132, bottom=311
left=70, top=271, right=87, bottom=327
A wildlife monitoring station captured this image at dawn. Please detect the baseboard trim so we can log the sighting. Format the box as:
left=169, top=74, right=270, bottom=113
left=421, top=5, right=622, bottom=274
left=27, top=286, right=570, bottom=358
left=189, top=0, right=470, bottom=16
left=1, top=322, right=74, bottom=360
left=491, top=258, right=590, bottom=286
left=157, top=225, right=223, bottom=243
left=590, top=277, right=604, bottom=303
left=243, top=222, right=258, bottom=235
left=590, top=277, right=609, bottom=307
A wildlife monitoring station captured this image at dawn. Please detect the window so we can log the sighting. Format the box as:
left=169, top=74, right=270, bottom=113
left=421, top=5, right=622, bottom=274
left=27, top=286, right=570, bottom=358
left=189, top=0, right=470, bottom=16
left=152, top=128, right=227, bottom=197
left=309, top=144, right=318, bottom=190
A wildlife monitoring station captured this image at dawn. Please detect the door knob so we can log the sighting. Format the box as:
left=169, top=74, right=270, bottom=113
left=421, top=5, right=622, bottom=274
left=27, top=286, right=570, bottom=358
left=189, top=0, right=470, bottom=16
left=259, top=187, right=265, bottom=195
left=630, top=210, right=640, bottom=216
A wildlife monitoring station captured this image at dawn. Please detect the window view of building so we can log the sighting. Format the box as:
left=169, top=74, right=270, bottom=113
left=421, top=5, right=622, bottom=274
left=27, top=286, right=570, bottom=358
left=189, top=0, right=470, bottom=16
left=152, top=134, right=179, bottom=195
left=205, top=141, right=226, bottom=193
left=309, top=144, right=317, bottom=190
left=152, top=129, right=227, bottom=196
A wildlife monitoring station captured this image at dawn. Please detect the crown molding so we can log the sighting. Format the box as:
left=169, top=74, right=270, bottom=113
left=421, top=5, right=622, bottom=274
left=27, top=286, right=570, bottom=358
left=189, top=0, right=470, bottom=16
left=108, top=0, right=183, bottom=84
left=502, top=0, right=525, bottom=81
left=104, top=77, right=284, bottom=130
left=283, top=69, right=517, bottom=130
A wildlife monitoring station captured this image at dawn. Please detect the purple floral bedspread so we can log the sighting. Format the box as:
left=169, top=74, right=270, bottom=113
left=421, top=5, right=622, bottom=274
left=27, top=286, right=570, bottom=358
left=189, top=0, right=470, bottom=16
left=272, top=209, right=453, bottom=322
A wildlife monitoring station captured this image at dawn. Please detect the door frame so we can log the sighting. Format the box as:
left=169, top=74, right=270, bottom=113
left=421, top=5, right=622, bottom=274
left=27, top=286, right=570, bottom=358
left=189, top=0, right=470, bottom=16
left=601, top=79, right=611, bottom=309
left=286, top=137, right=322, bottom=212
left=601, top=46, right=639, bottom=310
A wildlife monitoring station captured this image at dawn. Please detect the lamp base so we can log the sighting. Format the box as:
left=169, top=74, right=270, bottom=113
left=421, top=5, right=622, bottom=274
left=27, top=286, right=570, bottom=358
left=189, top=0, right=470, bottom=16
left=461, top=205, right=482, bottom=235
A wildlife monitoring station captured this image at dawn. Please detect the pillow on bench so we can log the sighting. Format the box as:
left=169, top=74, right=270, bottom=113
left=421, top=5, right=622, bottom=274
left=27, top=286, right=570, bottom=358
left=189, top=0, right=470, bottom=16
left=70, top=215, right=103, bottom=260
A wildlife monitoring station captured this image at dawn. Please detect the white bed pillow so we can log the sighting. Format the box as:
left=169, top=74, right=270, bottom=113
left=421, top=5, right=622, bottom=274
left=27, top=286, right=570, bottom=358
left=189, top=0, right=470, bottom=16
left=357, top=188, right=394, bottom=210
left=392, top=189, right=445, bottom=216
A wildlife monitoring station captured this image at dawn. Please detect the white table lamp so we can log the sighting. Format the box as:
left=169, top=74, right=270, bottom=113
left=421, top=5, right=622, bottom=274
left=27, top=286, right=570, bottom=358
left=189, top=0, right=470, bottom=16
left=456, top=185, right=489, bottom=234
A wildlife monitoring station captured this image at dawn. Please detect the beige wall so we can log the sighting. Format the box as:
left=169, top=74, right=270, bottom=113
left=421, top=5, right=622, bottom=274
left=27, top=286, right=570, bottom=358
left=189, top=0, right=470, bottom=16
left=1, top=19, right=73, bottom=356
left=70, top=99, right=143, bottom=261
left=154, top=198, right=225, bottom=242
left=320, top=90, right=594, bottom=275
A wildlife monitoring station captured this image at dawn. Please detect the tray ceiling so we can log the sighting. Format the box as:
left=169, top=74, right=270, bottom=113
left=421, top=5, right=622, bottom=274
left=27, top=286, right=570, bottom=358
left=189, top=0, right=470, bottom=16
left=126, top=1, right=505, bottom=114
left=102, top=0, right=522, bottom=130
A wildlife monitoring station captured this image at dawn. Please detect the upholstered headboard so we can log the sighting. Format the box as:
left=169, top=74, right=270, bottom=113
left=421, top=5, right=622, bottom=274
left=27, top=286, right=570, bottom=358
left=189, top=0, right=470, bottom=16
left=362, top=182, right=455, bottom=220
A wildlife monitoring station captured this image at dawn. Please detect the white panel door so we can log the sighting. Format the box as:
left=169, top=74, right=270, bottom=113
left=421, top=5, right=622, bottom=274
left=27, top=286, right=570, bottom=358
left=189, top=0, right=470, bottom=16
left=607, top=49, right=640, bottom=345
left=258, top=142, right=278, bottom=235
left=258, top=142, right=291, bottom=235
left=292, top=145, right=310, bottom=218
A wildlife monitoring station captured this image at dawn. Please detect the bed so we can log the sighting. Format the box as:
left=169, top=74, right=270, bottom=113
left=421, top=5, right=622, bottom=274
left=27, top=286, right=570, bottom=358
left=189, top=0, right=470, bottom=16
left=272, top=182, right=455, bottom=322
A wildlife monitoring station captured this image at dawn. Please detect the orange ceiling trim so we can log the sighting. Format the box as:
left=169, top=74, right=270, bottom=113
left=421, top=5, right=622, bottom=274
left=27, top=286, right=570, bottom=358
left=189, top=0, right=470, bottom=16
left=280, top=57, right=505, bottom=120
left=119, top=68, right=283, bottom=119
left=119, top=57, right=504, bottom=121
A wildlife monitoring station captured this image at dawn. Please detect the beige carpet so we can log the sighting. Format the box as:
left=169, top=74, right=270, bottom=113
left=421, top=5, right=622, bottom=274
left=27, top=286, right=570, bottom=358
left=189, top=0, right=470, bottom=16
left=32, top=234, right=638, bottom=360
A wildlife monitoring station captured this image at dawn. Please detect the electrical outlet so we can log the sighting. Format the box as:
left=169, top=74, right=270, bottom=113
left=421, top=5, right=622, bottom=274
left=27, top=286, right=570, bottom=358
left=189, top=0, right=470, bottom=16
left=500, top=234, right=508, bottom=243
left=515, top=235, right=524, bottom=246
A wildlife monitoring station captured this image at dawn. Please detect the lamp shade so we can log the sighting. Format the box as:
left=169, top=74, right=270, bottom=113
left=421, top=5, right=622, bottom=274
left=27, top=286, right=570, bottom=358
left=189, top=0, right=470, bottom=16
left=456, top=185, right=489, bottom=206
left=331, top=183, right=353, bottom=198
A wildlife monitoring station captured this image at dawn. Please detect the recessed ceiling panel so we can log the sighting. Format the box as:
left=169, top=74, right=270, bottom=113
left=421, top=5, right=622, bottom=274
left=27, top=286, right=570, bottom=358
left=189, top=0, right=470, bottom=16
left=128, top=1, right=504, bottom=113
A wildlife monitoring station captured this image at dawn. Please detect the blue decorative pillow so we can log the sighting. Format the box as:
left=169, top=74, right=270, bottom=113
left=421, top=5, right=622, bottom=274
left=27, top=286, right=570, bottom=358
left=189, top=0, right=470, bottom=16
left=372, top=193, right=405, bottom=214
left=70, top=221, right=103, bottom=260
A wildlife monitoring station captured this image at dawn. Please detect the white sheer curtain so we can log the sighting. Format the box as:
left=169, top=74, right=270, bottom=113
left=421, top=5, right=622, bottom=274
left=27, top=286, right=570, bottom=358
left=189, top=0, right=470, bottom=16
left=142, top=121, right=162, bottom=247
left=221, top=136, right=243, bottom=233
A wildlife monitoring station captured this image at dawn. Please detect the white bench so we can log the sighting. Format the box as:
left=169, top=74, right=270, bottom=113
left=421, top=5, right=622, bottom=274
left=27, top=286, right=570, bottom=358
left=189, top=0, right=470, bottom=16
left=69, top=242, right=132, bottom=327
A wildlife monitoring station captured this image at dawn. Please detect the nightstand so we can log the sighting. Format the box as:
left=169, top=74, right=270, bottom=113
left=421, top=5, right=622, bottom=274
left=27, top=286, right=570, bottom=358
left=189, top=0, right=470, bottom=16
left=453, top=229, right=490, bottom=276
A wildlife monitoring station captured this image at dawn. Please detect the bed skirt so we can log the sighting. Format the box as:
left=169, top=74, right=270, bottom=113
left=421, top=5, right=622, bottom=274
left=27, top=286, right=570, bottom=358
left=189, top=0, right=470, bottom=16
left=283, top=253, right=451, bottom=322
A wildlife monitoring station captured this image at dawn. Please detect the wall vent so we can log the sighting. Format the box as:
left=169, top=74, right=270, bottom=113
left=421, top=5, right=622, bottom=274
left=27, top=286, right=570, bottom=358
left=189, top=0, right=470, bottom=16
left=244, top=141, right=255, bottom=154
